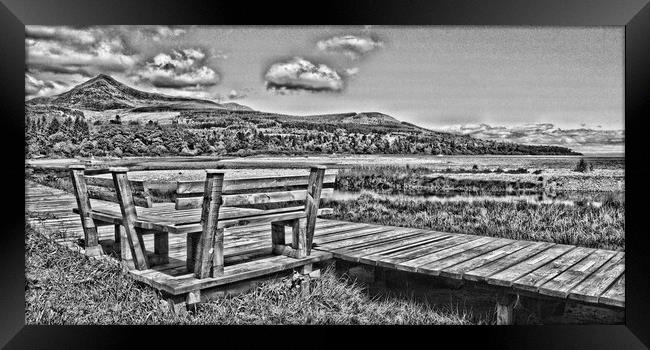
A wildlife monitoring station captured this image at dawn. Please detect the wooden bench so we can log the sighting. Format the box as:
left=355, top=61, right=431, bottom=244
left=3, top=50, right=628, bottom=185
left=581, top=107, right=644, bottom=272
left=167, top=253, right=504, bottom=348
left=69, top=165, right=337, bottom=280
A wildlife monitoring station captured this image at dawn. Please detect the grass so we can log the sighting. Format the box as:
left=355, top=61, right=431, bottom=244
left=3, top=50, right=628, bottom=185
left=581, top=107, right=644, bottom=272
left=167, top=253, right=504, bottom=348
left=325, top=192, right=624, bottom=250
left=336, top=165, right=543, bottom=195
left=25, top=223, right=474, bottom=325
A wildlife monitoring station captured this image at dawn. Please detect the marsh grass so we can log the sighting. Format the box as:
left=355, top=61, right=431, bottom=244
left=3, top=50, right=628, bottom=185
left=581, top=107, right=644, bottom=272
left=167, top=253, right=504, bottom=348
left=25, top=224, right=473, bottom=325
left=335, top=164, right=545, bottom=196
left=326, top=192, right=624, bottom=250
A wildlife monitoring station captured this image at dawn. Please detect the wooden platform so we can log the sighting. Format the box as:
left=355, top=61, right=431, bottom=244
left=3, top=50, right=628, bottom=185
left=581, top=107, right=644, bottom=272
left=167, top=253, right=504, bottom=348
left=26, top=181, right=625, bottom=309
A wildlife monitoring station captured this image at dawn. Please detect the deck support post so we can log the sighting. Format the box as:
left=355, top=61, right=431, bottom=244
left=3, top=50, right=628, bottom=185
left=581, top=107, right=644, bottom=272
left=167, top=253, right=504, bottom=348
left=69, top=165, right=102, bottom=257
left=496, top=292, right=519, bottom=325
left=111, top=167, right=149, bottom=270
left=304, top=166, right=326, bottom=255
left=196, top=170, right=225, bottom=279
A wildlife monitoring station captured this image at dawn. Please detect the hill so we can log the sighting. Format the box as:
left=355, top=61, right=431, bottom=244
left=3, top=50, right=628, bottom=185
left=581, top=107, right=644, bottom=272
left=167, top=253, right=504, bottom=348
left=26, top=74, right=244, bottom=112
left=25, top=74, right=580, bottom=158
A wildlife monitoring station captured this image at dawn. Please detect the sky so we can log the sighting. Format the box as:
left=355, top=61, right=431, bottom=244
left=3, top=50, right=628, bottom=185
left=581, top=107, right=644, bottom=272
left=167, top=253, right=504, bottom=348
left=25, top=25, right=624, bottom=154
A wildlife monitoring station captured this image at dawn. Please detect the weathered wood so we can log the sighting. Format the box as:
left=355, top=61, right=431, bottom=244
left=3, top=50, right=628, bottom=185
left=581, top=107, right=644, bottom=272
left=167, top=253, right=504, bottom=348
left=194, top=170, right=225, bottom=279
left=463, top=242, right=554, bottom=282
left=486, top=244, right=575, bottom=287
left=68, top=165, right=101, bottom=256
left=176, top=172, right=337, bottom=195
left=212, top=228, right=225, bottom=277
left=271, top=221, right=286, bottom=250
left=111, top=168, right=148, bottom=270
left=305, top=166, right=326, bottom=255
left=538, top=249, right=617, bottom=298
left=511, top=246, right=595, bottom=293
left=175, top=188, right=334, bottom=210
left=290, top=218, right=308, bottom=258
left=496, top=293, right=518, bottom=325
left=186, top=231, right=201, bottom=273
left=568, top=252, right=625, bottom=304
left=154, top=231, right=169, bottom=266
left=599, top=275, right=625, bottom=308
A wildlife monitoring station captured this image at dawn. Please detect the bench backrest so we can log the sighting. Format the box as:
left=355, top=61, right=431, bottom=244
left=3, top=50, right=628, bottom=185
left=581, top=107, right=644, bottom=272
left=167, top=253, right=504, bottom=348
left=174, top=167, right=338, bottom=210
left=69, top=165, right=153, bottom=208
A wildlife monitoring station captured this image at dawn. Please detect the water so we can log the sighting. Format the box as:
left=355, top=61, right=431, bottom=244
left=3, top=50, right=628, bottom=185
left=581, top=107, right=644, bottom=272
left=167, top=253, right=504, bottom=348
left=331, top=190, right=624, bottom=208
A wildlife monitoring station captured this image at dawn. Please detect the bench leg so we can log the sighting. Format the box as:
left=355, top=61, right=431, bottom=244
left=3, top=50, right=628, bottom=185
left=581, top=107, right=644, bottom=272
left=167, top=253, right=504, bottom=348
left=115, top=225, right=135, bottom=269
left=152, top=232, right=169, bottom=266
left=80, top=217, right=102, bottom=257
left=212, top=228, right=225, bottom=277
left=291, top=218, right=308, bottom=258
left=271, top=221, right=286, bottom=252
left=186, top=232, right=201, bottom=273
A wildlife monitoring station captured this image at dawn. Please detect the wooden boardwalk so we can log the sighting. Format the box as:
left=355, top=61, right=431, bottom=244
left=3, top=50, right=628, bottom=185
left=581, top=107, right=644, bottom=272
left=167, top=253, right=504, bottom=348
left=26, top=181, right=625, bottom=309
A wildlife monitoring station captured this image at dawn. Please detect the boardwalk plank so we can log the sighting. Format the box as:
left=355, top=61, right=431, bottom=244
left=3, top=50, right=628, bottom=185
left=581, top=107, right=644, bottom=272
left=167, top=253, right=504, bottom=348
left=568, top=252, right=625, bottom=304
left=486, top=244, right=575, bottom=287
left=512, top=246, right=595, bottom=293
left=463, top=242, right=554, bottom=282
left=598, top=275, right=625, bottom=308
left=397, top=235, right=486, bottom=271
left=538, top=249, right=618, bottom=298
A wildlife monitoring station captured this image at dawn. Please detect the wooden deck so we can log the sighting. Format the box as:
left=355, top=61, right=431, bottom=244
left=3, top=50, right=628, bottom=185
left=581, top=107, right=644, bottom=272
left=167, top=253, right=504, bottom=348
left=26, top=181, right=625, bottom=309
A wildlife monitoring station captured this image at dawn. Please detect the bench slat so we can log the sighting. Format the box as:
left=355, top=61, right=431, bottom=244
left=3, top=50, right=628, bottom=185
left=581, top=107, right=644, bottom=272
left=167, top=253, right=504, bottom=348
left=176, top=173, right=337, bottom=195
left=175, top=188, right=334, bottom=210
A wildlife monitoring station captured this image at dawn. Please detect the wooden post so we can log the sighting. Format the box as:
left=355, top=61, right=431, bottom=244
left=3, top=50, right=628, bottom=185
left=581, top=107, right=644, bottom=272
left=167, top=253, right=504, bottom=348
left=153, top=231, right=169, bottom=265
left=496, top=292, right=518, bottom=325
left=290, top=217, right=308, bottom=258
left=195, top=170, right=225, bottom=279
left=186, top=231, right=201, bottom=272
left=304, top=165, right=326, bottom=255
left=271, top=221, right=286, bottom=251
left=115, top=224, right=135, bottom=269
left=68, top=165, right=102, bottom=257
left=111, top=167, right=149, bottom=270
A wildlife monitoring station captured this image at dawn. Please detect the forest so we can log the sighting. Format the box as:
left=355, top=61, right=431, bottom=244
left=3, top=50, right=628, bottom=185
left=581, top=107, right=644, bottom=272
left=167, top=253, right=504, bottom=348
left=25, top=110, right=580, bottom=158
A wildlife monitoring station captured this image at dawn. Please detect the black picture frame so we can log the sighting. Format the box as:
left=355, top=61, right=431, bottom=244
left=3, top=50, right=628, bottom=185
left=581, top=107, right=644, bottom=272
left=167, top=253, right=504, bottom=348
left=3, top=0, right=649, bottom=348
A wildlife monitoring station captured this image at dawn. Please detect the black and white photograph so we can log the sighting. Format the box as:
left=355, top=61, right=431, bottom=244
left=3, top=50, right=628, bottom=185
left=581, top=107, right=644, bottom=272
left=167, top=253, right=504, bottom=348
left=24, top=24, right=626, bottom=326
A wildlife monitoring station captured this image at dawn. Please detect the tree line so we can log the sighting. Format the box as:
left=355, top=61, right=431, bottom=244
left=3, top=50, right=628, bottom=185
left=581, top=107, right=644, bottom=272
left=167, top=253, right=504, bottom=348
left=25, top=115, right=578, bottom=158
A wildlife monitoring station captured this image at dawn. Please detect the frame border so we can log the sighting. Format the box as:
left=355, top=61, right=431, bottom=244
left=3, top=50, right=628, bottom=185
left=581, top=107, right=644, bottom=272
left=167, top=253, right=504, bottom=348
left=3, top=0, right=649, bottom=348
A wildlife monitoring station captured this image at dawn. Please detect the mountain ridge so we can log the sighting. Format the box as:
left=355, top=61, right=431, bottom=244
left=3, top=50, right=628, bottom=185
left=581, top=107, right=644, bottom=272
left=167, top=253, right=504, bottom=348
left=27, top=74, right=252, bottom=112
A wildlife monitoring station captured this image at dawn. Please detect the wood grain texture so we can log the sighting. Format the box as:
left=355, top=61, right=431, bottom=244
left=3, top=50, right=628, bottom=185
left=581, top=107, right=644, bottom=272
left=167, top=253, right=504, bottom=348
left=194, top=171, right=224, bottom=278
left=112, top=170, right=148, bottom=270
left=305, top=166, right=326, bottom=255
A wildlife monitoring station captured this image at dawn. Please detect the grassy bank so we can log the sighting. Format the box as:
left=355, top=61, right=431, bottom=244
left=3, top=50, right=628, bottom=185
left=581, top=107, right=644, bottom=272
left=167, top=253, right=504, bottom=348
left=25, top=224, right=474, bottom=325
left=335, top=165, right=543, bottom=195
left=325, top=192, right=624, bottom=250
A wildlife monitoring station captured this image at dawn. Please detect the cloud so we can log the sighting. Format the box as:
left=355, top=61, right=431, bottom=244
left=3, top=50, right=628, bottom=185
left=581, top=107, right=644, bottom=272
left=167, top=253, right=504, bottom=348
left=25, top=73, right=67, bottom=98
left=264, top=57, right=344, bottom=93
left=26, top=25, right=97, bottom=45
left=440, top=123, right=624, bottom=153
left=134, top=26, right=187, bottom=41
left=316, top=35, right=384, bottom=59
left=134, top=48, right=220, bottom=88
left=344, top=67, right=359, bottom=77
left=26, top=26, right=139, bottom=77
left=228, top=89, right=247, bottom=100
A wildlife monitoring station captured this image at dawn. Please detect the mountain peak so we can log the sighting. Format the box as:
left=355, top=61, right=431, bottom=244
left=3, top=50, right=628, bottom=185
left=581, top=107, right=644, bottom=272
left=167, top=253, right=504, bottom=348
left=26, top=74, right=254, bottom=112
